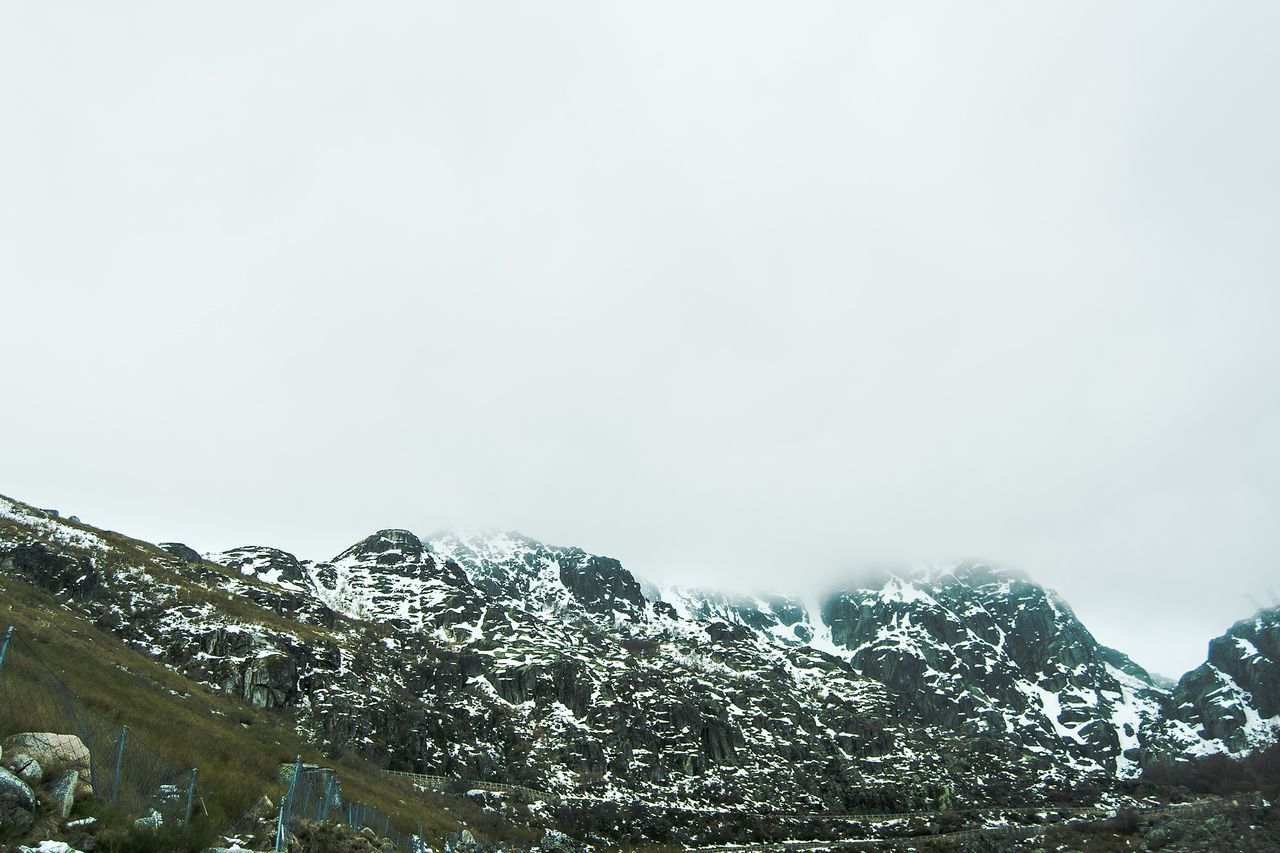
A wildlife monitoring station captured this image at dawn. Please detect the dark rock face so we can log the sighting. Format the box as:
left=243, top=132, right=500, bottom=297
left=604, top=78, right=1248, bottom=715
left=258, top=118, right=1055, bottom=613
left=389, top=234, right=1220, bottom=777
left=1164, top=606, right=1280, bottom=753
left=0, top=543, right=100, bottom=598
left=335, top=529, right=424, bottom=564
left=556, top=553, right=645, bottom=614
left=820, top=563, right=1164, bottom=774
left=240, top=653, right=299, bottom=709
left=159, top=542, right=202, bottom=563
left=428, top=532, right=647, bottom=618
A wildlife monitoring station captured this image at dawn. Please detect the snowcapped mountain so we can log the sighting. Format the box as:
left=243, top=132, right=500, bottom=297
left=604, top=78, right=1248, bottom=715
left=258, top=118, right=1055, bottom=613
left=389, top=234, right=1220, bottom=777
left=2, top=492, right=1278, bottom=837
left=644, top=566, right=1169, bottom=777
left=815, top=564, right=1168, bottom=777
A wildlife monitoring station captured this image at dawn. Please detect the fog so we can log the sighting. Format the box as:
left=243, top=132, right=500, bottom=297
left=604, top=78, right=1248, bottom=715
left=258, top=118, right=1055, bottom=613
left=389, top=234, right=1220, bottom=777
left=3, top=3, right=1278, bottom=678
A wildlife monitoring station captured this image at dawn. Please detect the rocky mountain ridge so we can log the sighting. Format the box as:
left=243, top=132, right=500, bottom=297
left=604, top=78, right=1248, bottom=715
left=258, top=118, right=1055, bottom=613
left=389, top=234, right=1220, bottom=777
left=1, top=493, right=1277, bottom=826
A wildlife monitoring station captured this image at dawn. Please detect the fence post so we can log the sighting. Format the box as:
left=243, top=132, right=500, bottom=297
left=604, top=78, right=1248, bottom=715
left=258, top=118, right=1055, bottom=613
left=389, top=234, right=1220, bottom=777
left=286, top=755, right=302, bottom=821
left=0, top=626, right=14, bottom=677
left=319, top=773, right=336, bottom=822
left=184, top=768, right=198, bottom=828
left=415, top=819, right=425, bottom=853
left=110, top=726, right=128, bottom=803
left=274, top=802, right=287, bottom=853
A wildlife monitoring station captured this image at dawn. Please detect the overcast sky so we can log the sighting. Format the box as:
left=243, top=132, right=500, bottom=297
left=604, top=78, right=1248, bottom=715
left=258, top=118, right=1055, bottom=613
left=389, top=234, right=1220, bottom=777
left=3, top=3, right=1278, bottom=677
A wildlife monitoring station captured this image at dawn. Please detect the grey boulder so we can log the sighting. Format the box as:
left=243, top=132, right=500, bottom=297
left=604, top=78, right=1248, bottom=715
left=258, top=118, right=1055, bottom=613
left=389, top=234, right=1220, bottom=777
left=0, top=765, right=37, bottom=832
left=50, top=768, right=80, bottom=818
left=10, top=753, right=42, bottom=784
left=1, top=734, right=93, bottom=798
left=2, top=733, right=90, bottom=778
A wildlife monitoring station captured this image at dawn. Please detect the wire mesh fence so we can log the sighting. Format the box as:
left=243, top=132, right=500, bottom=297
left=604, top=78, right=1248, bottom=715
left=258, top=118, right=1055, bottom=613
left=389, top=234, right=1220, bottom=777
left=0, top=624, right=474, bottom=851
left=0, top=625, right=198, bottom=829
left=270, top=757, right=427, bottom=852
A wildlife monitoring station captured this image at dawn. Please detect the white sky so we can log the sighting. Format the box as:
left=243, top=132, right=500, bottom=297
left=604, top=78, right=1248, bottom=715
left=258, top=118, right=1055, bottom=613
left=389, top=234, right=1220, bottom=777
left=2, top=3, right=1278, bottom=678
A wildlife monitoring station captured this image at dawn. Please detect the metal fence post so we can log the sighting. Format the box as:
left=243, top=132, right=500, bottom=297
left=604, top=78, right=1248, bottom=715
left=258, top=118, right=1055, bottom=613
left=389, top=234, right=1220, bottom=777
left=274, top=802, right=287, bottom=853
left=0, top=626, right=14, bottom=677
left=319, top=773, right=336, bottom=822
left=415, top=819, right=425, bottom=853
left=110, top=726, right=128, bottom=803
left=184, top=768, right=198, bottom=828
left=271, top=753, right=298, bottom=850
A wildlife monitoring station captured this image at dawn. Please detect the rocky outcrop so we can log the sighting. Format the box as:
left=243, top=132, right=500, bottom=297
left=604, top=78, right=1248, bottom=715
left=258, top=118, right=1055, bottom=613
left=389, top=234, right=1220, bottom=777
left=335, top=529, right=424, bottom=564
left=0, top=544, right=99, bottom=598
left=556, top=553, right=645, bottom=615
left=212, top=546, right=307, bottom=584
left=159, top=542, right=202, bottom=563
left=1161, top=606, right=1280, bottom=753
left=819, top=563, right=1165, bottom=775
left=169, top=628, right=311, bottom=709
left=240, top=653, right=299, bottom=708
left=427, top=532, right=649, bottom=618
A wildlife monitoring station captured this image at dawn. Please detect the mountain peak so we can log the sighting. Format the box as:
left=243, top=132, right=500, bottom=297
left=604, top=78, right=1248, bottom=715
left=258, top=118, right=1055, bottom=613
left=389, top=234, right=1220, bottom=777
left=333, top=528, right=424, bottom=564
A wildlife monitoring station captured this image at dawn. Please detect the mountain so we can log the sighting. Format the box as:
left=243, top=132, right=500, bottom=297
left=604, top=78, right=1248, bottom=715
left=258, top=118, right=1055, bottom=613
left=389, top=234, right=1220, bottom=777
left=1157, top=607, right=1280, bottom=755
left=2, top=492, right=1278, bottom=845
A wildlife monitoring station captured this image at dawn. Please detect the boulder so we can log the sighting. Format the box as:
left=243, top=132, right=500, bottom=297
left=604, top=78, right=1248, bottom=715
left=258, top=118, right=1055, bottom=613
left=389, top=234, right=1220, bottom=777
left=134, top=808, right=163, bottom=830
left=0, top=765, right=37, bottom=832
left=0, top=545, right=99, bottom=598
left=10, top=753, right=42, bottom=784
left=159, top=542, right=203, bottom=563
left=2, top=734, right=91, bottom=783
left=50, top=769, right=79, bottom=818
